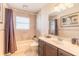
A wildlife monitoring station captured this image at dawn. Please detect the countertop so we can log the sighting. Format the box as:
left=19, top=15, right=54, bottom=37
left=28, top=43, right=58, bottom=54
left=39, top=35, right=79, bottom=56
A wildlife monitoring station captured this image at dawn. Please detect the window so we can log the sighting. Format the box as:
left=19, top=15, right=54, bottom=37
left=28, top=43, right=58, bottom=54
left=16, top=16, right=30, bottom=30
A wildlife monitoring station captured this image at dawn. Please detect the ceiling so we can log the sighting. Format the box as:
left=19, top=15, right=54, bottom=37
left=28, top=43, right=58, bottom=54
left=8, top=3, right=48, bottom=13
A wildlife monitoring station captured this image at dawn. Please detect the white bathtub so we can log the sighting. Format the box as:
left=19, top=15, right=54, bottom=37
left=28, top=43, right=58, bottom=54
left=11, top=40, right=38, bottom=56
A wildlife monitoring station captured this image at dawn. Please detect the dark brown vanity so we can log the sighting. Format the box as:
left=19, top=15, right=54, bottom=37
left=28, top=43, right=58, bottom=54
left=38, top=39, right=74, bottom=56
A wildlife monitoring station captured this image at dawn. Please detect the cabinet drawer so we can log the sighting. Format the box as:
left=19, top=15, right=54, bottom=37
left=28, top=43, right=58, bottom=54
left=58, top=49, right=73, bottom=56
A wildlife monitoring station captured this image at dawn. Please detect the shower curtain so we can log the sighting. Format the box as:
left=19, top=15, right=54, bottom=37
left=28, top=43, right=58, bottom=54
left=5, top=8, right=17, bottom=54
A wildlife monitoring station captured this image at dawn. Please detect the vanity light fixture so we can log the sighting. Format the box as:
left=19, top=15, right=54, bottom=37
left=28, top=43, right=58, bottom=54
left=64, top=3, right=74, bottom=8
left=23, top=5, right=28, bottom=8
left=54, top=6, right=61, bottom=12
left=53, top=3, right=74, bottom=12
left=59, top=4, right=66, bottom=10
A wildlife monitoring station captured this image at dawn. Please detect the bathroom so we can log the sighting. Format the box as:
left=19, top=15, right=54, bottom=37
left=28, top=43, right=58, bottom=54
left=0, top=3, right=79, bottom=56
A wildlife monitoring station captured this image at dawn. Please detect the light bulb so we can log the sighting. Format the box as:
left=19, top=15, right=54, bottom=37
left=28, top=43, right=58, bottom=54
left=64, top=3, right=74, bottom=8
left=53, top=3, right=74, bottom=13
left=54, top=6, right=61, bottom=12
left=59, top=4, right=66, bottom=10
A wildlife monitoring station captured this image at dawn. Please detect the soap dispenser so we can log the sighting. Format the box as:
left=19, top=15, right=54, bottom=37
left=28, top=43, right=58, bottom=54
left=72, top=38, right=77, bottom=44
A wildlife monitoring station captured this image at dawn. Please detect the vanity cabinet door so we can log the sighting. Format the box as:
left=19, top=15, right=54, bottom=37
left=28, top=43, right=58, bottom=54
left=58, top=49, right=74, bottom=56
left=38, top=39, right=45, bottom=56
left=45, top=42, right=57, bottom=56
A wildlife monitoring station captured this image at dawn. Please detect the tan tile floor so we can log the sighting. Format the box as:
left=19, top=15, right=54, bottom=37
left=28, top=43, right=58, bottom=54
left=11, top=40, right=38, bottom=56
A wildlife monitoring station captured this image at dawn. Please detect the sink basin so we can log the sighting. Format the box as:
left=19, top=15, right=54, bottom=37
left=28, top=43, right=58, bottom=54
left=49, top=37, right=64, bottom=43
left=44, top=35, right=64, bottom=44
left=57, top=38, right=63, bottom=41
left=45, top=35, right=52, bottom=38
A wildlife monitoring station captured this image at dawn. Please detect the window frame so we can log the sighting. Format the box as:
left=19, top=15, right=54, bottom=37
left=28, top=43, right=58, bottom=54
left=15, top=16, right=30, bottom=30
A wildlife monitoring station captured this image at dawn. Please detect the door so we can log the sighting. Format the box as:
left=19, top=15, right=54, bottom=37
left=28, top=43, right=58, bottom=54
left=45, top=42, right=57, bottom=56
left=38, top=39, right=45, bottom=56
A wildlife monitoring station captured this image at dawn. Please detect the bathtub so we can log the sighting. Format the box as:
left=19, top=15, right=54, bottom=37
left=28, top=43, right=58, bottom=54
left=11, top=39, right=38, bottom=56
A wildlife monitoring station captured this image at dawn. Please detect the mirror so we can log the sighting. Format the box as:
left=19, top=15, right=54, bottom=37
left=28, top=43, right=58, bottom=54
left=49, top=16, right=58, bottom=35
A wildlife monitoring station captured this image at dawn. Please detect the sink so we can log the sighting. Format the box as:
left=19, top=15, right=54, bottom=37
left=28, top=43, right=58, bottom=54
left=45, top=35, right=52, bottom=38
left=44, top=35, right=64, bottom=44
left=44, top=35, right=64, bottom=42
left=50, top=37, right=64, bottom=44
left=45, top=35, right=63, bottom=41
left=57, top=37, right=63, bottom=41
